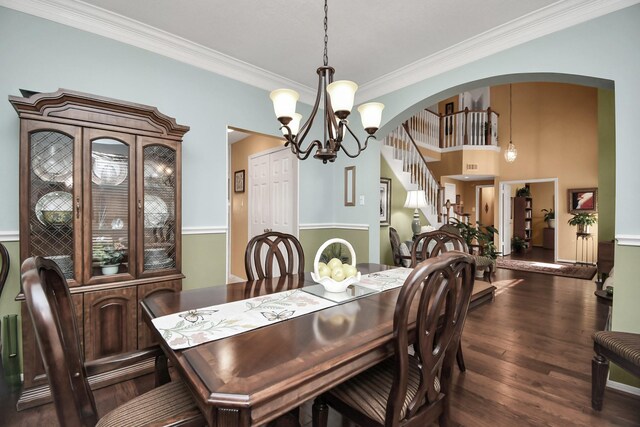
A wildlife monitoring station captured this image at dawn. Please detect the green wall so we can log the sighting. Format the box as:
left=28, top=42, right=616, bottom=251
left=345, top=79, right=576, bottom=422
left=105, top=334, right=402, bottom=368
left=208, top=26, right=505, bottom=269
left=598, top=89, right=615, bottom=242
left=182, top=234, right=227, bottom=289
left=300, top=228, right=369, bottom=272
left=379, top=156, right=427, bottom=266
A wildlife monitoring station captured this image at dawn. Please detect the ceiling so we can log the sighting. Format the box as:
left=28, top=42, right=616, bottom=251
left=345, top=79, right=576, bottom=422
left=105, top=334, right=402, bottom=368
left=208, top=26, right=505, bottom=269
left=4, top=0, right=633, bottom=102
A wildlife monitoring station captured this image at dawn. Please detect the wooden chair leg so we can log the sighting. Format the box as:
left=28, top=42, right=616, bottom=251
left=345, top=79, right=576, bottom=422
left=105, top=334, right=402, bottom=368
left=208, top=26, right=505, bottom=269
left=155, top=353, right=171, bottom=386
left=456, top=341, right=466, bottom=372
left=312, top=396, right=328, bottom=427
left=592, top=353, right=609, bottom=411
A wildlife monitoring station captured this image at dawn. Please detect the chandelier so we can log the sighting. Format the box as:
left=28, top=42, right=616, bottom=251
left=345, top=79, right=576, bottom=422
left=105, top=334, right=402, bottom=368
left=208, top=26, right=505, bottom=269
left=504, top=83, right=517, bottom=162
left=269, top=0, right=384, bottom=163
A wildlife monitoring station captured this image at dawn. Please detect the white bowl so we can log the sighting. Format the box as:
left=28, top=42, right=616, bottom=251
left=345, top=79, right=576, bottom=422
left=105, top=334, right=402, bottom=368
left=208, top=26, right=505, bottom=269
left=310, top=271, right=361, bottom=293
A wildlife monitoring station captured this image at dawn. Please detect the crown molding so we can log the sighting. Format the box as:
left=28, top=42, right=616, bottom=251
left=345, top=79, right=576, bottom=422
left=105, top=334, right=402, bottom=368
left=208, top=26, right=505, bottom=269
left=356, top=0, right=640, bottom=102
left=3, top=0, right=637, bottom=106
left=0, top=0, right=316, bottom=104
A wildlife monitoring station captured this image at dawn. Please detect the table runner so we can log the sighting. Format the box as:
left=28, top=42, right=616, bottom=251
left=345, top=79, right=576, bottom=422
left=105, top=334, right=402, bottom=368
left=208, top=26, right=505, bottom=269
left=152, top=267, right=413, bottom=350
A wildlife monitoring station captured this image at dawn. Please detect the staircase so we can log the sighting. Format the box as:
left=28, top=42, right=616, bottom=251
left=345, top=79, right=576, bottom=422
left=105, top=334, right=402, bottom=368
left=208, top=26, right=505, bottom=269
left=381, top=106, right=499, bottom=227
left=381, top=122, right=442, bottom=226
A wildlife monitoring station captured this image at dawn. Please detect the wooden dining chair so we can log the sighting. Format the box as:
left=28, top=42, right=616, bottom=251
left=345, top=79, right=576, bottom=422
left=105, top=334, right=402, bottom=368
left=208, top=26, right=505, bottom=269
left=20, top=257, right=204, bottom=427
left=389, top=227, right=412, bottom=267
left=0, top=242, right=9, bottom=300
left=313, top=252, right=476, bottom=427
left=245, top=231, right=305, bottom=280
left=411, top=230, right=470, bottom=373
left=410, top=230, right=468, bottom=267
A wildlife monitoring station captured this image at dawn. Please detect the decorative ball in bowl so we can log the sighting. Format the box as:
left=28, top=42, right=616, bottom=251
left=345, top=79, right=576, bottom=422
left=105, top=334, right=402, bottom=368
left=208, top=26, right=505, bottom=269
left=310, top=238, right=361, bottom=293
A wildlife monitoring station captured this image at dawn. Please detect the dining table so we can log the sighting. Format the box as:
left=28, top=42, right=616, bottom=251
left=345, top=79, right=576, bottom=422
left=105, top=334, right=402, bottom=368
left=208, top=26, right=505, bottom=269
left=141, top=262, right=495, bottom=427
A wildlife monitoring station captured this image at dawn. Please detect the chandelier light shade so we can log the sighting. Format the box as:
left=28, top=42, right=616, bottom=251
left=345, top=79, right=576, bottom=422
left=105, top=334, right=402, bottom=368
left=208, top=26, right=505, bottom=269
left=404, top=190, right=428, bottom=236
left=504, top=83, right=517, bottom=163
left=269, top=0, right=384, bottom=163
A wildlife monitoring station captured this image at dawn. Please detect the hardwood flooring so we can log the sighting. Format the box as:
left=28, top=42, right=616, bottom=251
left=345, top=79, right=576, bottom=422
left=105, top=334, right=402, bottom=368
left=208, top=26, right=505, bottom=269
left=503, top=245, right=555, bottom=263
left=1, top=268, right=638, bottom=426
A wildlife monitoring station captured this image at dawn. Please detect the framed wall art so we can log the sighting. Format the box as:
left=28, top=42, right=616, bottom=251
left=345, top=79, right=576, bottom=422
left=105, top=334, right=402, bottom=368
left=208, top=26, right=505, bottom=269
left=379, top=178, right=391, bottom=226
left=234, top=170, right=245, bottom=193
left=568, top=187, right=597, bottom=213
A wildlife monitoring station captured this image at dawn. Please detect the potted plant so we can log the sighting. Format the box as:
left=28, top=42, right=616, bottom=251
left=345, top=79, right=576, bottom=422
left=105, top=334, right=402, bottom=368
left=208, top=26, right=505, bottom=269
left=515, top=187, right=531, bottom=197
left=94, top=246, right=124, bottom=275
left=449, top=219, right=500, bottom=277
left=511, top=236, right=527, bottom=254
left=568, top=212, right=597, bottom=234
left=541, top=208, right=555, bottom=228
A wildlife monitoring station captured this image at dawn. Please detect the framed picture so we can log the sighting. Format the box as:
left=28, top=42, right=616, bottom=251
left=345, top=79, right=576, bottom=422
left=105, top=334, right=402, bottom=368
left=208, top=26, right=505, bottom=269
left=568, top=187, right=597, bottom=213
left=379, top=178, right=391, bottom=226
left=234, top=170, right=245, bottom=193
left=445, top=102, right=454, bottom=115
left=344, top=166, right=356, bottom=206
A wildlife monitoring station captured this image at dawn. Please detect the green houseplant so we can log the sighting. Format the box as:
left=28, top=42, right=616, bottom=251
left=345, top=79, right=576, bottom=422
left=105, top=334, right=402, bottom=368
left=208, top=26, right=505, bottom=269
left=568, top=212, right=597, bottom=234
left=515, top=187, right=531, bottom=197
left=449, top=218, right=500, bottom=259
left=541, top=208, right=555, bottom=228
left=511, top=236, right=527, bottom=253
left=94, top=246, right=124, bottom=275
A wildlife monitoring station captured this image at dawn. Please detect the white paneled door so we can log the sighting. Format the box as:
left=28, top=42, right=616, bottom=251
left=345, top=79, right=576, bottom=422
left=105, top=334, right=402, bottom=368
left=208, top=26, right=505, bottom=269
left=501, top=183, right=513, bottom=255
left=248, top=147, right=298, bottom=241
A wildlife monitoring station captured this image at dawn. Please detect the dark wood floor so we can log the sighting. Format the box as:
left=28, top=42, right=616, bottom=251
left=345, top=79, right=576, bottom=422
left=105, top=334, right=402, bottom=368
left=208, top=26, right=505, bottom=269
left=503, top=245, right=555, bottom=263
left=2, top=268, right=638, bottom=426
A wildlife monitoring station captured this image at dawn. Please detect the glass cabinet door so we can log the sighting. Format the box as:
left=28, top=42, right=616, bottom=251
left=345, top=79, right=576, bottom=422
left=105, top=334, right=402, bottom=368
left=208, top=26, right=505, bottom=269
left=138, top=137, right=180, bottom=276
left=25, top=121, right=82, bottom=285
left=83, top=129, right=136, bottom=284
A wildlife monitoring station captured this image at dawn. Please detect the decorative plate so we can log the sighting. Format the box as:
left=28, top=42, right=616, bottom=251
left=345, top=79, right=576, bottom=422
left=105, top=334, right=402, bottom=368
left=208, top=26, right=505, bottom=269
left=92, top=152, right=128, bottom=186
left=32, top=141, right=73, bottom=183
left=35, top=191, right=73, bottom=226
left=144, top=194, right=169, bottom=228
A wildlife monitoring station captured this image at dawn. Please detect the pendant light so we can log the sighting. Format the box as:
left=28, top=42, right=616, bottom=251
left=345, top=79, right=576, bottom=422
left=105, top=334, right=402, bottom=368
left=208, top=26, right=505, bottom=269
left=269, top=0, right=384, bottom=163
left=504, top=84, right=517, bottom=162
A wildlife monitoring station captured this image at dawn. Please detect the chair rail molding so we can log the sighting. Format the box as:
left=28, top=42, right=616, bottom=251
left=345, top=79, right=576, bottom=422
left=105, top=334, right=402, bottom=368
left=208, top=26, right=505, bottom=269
left=1, top=0, right=637, bottom=104
left=615, top=234, right=640, bottom=246
left=183, top=226, right=227, bottom=235
left=0, top=231, right=19, bottom=242
left=300, top=223, right=369, bottom=231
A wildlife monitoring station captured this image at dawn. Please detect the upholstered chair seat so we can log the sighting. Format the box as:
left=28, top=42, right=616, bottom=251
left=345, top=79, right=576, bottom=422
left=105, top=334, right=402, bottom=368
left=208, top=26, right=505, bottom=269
left=97, top=380, right=201, bottom=427
left=592, top=331, right=640, bottom=410
left=328, top=356, right=440, bottom=424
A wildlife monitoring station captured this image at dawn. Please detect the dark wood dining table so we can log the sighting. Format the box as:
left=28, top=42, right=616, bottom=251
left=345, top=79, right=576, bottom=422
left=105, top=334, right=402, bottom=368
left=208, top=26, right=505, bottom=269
left=141, top=263, right=402, bottom=426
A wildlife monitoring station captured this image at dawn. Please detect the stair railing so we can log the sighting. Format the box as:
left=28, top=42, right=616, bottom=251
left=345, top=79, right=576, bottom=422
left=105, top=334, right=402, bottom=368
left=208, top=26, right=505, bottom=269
left=408, top=108, right=500, bottom=149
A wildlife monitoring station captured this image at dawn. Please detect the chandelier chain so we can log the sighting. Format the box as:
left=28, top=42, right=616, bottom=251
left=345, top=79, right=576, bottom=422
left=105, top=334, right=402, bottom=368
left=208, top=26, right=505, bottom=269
left=509, top=83, right=512, bottom=142
left=323, top=0, right=328, bottom=66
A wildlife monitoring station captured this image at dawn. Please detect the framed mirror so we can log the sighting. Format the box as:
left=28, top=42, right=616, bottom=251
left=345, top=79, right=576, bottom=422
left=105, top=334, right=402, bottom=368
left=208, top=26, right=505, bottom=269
left=344, top=166, right=355, bottom=206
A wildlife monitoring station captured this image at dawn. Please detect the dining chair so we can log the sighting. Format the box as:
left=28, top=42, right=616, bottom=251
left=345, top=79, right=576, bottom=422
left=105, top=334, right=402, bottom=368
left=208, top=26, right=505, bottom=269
left=389, top=227, right=412, bottom=267
left=245, top=231, right=305, bottom=280
left=313, top=252, right=476, bottom=427
left=0, top=242, right=9, bottom=300
left=20, top=257, right=204, bottom=427
left=411, top=230, right=470, bottom=373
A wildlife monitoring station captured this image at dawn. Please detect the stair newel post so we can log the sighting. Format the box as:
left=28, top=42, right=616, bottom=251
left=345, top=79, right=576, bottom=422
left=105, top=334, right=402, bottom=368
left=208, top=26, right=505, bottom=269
left=486, top=107, right=492, bottom=146
left=463, top=107, right=469, bottom=146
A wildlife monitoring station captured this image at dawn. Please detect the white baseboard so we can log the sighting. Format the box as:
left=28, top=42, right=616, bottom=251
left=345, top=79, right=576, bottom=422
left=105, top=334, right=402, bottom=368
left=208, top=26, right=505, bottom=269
left=607, top=378, right=640, bottom=397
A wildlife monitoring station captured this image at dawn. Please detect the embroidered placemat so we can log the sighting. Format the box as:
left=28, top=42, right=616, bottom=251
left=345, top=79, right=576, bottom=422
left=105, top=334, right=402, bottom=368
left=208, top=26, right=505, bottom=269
left=152, top=267, right=413, bottom=350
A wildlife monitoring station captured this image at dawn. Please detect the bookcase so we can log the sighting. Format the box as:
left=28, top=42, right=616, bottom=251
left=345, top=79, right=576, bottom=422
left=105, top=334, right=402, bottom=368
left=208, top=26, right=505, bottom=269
left=514, top=196, right=533, bottom=252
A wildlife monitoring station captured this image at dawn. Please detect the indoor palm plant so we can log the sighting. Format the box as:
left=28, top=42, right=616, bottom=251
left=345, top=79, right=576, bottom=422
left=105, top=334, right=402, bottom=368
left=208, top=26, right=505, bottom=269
left=541, top=208, right=555, bottom=228
left=568, top=212, right=597, bottom=234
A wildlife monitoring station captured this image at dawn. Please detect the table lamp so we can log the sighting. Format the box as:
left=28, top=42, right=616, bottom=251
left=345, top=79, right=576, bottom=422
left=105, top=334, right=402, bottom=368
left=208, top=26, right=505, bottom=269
left=404, top=190, right=428, bottom=236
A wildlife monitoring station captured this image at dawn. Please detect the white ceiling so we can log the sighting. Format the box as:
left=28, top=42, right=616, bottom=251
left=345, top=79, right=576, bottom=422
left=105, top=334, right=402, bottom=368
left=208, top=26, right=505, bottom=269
left=79, top=0, right=557, bottom=89
left=4, top=0, right=636, bottom=102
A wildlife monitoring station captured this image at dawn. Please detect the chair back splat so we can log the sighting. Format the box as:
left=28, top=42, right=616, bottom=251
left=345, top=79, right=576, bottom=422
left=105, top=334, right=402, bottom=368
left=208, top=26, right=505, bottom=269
left=21, top=257, right=98, bottom=427
left=411, top=230, right=468, bottom=266
left=388, top=252, right=475, bottom=423
left=245, top=231, right=305, bottom=280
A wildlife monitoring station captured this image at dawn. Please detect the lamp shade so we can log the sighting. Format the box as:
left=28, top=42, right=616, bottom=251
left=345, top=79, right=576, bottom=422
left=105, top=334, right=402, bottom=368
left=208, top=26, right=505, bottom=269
left=270, top=89, right=299, bottom=120
left=327, top=80, right=358, bottom=114
left=404, top=190, right=428, bottom=209
left=281, top=113, right=302, bottom=136
left=358, top=102, right=384, bottom=132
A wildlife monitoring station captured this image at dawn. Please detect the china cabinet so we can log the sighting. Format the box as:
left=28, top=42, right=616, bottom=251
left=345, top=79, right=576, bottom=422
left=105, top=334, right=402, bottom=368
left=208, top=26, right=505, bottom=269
left=10, top=89, right=189, bottom=409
